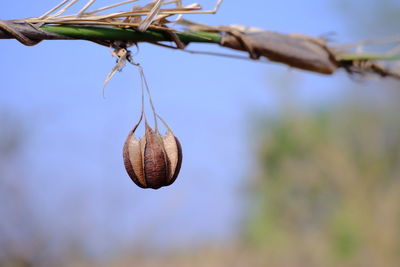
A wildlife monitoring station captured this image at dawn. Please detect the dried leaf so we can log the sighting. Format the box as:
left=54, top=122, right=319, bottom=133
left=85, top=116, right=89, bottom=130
left=138, top=0, right=164, bottom=32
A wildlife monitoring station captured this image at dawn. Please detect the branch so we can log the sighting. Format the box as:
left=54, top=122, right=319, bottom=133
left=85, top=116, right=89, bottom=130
left=1, top=20, right=399, bottom=80
left=0, top=21, right=221, bottom=45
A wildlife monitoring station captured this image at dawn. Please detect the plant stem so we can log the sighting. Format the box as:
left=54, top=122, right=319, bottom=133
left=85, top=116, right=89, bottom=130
left=40, top=25, right=222, bottom=44
left=336, top=53, right=400, bottom=61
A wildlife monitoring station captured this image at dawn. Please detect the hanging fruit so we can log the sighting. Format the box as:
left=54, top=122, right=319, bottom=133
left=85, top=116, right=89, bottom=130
left=122, top=66, right=183, bottom=189
left=123, top=123, right=182, bottom=189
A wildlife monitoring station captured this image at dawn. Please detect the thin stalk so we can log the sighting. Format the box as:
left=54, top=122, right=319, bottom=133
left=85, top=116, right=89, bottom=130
left=87, top=0, right=140, bottom=15
left=336, top=53, right=400, bottom=61
left=40, top=25, right=222, bottom=44
left=39, top=0, right=71, bottom=19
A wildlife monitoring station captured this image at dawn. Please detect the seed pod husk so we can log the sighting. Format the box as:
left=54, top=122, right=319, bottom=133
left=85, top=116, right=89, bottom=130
left=123, top=124, right=183, bottom=189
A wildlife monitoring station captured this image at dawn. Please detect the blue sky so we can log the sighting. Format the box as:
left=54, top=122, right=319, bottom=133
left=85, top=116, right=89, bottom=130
left=0, top=0, right=388, bottom=257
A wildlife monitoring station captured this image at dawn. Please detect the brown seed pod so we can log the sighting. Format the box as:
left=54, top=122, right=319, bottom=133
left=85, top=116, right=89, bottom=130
left=123, top=123, right=183, bottom=189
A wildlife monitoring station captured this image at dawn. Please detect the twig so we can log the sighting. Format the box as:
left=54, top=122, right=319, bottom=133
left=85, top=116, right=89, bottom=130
left=0, top=0, right=399, bottom=80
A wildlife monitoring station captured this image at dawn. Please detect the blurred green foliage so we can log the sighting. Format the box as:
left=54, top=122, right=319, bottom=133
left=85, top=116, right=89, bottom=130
left=246, top=98, right=400, bottom=266
left=245, top=1, right=400, bottom=264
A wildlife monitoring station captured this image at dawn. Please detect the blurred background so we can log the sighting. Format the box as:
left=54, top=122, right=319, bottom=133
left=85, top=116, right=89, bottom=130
left=1, top=0, right=400, bottom=266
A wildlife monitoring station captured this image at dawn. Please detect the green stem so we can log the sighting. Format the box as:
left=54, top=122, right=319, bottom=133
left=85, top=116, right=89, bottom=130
left=337, top=53, right=400, bottom=61
left=40, top=25, right=222, bottom=44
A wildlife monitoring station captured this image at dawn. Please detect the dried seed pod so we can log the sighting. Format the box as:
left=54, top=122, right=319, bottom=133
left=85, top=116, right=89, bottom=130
left=123, top=124, right=183, bottom=189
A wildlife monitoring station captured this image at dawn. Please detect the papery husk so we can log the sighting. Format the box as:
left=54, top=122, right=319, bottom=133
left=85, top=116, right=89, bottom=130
left=123, top=123, right=182, bottom=189
left=123, top=127, right=146, bottom=188
left=162, top=130, right=183, bottom=186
